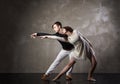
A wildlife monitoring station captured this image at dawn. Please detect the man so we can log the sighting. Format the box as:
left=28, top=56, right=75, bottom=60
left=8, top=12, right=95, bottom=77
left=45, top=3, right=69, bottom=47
left=31, top=21, right=74, bottom=80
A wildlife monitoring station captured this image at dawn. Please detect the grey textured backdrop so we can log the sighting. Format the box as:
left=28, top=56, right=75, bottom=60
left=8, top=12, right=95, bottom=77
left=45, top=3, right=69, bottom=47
left=0, top=0, right=120, bottom=73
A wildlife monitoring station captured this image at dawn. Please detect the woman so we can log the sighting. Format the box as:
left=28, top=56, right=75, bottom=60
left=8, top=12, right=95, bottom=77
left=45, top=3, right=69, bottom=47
left=40, top=26, right=97, bottom=82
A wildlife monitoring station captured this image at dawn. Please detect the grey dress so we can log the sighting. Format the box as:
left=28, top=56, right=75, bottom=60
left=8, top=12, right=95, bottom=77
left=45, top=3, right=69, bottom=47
left=44, top=30, right=95, bottom=60
left=67, top=30, right=95, bottom=60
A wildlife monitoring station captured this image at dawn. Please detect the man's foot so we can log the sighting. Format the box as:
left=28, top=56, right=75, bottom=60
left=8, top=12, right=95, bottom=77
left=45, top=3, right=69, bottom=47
left=66, top=75, right=72, bottom=80
left=88, top=77, right=96, bottom=82
left=41, top=74, right=49, bottom=80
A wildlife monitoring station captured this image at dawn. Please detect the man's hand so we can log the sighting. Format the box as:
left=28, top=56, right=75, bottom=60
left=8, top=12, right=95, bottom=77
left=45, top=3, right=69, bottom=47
left=31, top=33, right=37, bottom=39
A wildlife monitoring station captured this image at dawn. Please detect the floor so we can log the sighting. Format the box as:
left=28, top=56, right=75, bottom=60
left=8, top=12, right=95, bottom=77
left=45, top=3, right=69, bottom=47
left=0, top=73, right=120, bottom=84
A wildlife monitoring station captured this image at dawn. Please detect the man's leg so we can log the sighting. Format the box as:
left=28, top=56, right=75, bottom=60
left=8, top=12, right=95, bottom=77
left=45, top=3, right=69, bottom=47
left=66, top=67, right=73, bottom=80
left=53, top=58, right=76, bottom=81
left=66, top=54, right=75, bottom=80
left=41, top=49, right=70, bottom=80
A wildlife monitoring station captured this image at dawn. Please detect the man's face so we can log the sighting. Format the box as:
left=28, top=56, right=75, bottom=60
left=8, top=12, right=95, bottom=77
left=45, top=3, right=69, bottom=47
left=53, top=24, right=60, bottom=32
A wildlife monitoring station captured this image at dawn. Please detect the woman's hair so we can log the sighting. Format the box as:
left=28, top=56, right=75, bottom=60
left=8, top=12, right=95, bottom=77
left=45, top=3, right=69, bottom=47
left=52, top=21, right=62, bottom=28
left=63, top=26, right=73, bottom=33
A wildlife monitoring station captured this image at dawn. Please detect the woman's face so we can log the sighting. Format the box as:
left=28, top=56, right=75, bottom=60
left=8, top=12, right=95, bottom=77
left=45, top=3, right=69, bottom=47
left=62, top=28, right=72, bottom=36
left=62, top=29, right=68, bottom=35
left=53, top=24, right=60, bottom=32
left=62, top=29, right=66, bottom=34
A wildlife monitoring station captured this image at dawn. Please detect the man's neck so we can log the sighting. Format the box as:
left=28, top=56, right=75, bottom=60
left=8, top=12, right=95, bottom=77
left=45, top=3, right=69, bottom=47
left=58, top=28, right=63, bottom=34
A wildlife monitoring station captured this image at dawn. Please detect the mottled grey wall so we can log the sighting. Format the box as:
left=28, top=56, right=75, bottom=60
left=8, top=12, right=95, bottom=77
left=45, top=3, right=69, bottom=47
left=0, top=0, right=120, bottom=73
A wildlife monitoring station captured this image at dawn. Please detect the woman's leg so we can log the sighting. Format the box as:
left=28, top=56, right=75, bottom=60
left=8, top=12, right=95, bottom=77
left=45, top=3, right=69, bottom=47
left=53, top=58, right=76, bottom=81
left=88, top=55, right=97, bottom=81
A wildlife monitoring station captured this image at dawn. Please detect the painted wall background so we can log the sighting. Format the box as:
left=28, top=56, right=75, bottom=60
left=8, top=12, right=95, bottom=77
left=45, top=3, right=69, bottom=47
left=0, top=0, right=120, bottom=73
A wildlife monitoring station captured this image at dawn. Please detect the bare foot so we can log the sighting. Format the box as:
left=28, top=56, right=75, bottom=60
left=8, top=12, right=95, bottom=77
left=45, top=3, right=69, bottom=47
left=88, top=77, right=96, bottom=82
left=52, top=76, right=60, bottom=81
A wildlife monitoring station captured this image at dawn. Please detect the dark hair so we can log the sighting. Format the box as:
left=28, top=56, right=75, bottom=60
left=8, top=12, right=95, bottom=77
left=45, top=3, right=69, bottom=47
left=63, top=26, right=73, bottom=33
left=52, top=21, right=62, bottom=28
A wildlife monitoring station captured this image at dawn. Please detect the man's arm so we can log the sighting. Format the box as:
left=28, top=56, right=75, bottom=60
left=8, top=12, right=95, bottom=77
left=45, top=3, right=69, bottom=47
left=31, top=32, right=52, bottom=38
left=31, top=32, right=67, bottom=41
left=37, top=33, right=52, bottom=36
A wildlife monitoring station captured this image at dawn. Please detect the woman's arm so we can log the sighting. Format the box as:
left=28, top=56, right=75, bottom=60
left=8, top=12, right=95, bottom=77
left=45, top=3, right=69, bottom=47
left=39, top=35, right=67, bottom=42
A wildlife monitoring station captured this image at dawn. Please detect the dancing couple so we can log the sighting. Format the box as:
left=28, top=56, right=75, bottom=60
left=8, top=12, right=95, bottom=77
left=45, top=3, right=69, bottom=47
left=31, top=21, right=97, bottom=82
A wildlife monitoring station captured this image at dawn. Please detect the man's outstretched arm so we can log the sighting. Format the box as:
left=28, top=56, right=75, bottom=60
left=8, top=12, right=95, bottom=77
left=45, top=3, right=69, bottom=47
left=30, top=32, right=51, bottom=38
